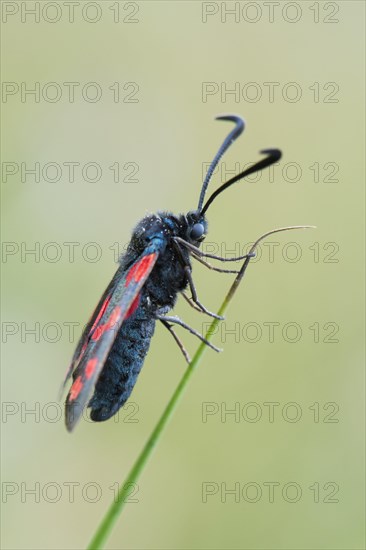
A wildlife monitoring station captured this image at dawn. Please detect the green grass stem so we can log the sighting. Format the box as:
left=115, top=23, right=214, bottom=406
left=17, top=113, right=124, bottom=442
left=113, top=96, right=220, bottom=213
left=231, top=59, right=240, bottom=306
left=87, top=226, right=313, bottom=550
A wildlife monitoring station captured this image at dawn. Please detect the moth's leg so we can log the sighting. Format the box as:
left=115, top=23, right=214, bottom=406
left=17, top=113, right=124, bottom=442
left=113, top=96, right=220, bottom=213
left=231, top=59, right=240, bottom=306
left=183, top=265, right=224, bottom=320
left=156, top=314, right=222, bottom=353
left=172, top=240, right=223, bottom=320
left=159, top=318, right=191, bottom=364
left=181, top=291, right=205, bottom=313
left=174, top=236, right=255, bottom=263
left=172, top=240, right=222, bottom=320
left=190, top=253, right=239, bottom=274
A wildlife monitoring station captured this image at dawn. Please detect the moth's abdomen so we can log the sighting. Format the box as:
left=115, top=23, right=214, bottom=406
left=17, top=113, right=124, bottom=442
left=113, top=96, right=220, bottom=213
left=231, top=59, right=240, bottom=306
left=88, top=300, right=156, bottom=422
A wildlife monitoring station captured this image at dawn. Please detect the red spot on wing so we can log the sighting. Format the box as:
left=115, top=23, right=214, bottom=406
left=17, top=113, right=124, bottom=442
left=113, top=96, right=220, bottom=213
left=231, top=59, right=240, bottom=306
left=126, top=293, right=140, bottom=319
left=85, top=357, right=98, bottom=380
left=106, top=306, right=122, bottom=329
left=91, top=327, right=103, bottom=342
left=125, top=253, right=156, bottom=286
left=91, top=296, right=111, bottom=333
left=75, top=296, right=112, bottom=364
left=91, top=305, right=122, bottom=342
left=69, top=375, right=83, bottom=401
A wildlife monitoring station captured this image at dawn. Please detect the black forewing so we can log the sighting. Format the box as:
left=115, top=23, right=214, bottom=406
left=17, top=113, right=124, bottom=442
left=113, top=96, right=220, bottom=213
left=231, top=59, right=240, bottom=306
left=63, top=246, right=160, bottom=431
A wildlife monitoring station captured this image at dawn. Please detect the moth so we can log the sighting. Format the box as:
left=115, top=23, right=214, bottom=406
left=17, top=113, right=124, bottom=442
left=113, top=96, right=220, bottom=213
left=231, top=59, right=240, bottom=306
left=62, top=115, right=281, bottom=431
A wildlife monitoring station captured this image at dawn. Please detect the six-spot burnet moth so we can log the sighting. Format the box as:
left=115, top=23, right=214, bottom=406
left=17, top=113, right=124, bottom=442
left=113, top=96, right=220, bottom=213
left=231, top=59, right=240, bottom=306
left=62, top=115, right=283, bottom=431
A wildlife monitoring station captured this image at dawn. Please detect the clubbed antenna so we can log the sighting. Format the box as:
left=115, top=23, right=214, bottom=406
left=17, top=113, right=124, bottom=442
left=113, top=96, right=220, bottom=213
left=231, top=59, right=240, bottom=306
left=201, top=149, right=282, bottom=216
left=197, top=115, right=245, bottom=212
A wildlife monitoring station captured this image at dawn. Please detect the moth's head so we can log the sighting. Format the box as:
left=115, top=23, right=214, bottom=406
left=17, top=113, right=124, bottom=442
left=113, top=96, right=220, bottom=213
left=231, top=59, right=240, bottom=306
left=185, top=210, right=208, bottom=245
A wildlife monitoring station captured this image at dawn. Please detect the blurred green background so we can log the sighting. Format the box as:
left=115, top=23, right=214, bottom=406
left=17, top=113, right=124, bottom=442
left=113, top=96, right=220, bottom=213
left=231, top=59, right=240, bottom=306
left=1, top=1, right=365, bottom=549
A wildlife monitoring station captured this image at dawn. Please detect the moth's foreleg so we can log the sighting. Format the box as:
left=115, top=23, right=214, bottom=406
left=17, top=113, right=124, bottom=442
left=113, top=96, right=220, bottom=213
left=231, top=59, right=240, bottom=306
left=190, top=253, right=239, bottom=274
left=174, top=236, right=255, bottom=263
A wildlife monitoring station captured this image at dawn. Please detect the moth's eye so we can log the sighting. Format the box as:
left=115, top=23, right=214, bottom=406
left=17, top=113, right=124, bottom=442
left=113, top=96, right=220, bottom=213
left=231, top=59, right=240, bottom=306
left=190, top=223, right=205, bottom=241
